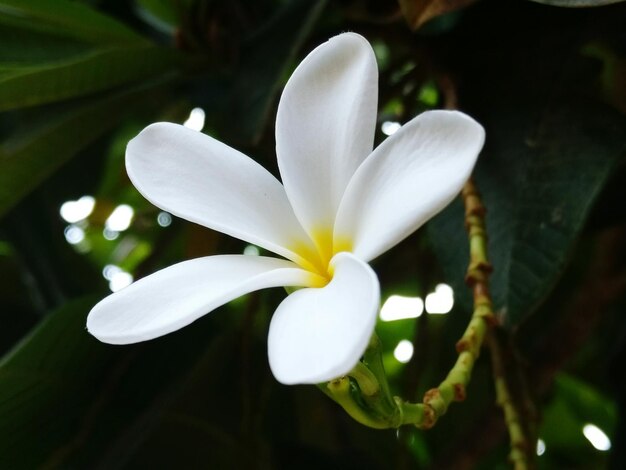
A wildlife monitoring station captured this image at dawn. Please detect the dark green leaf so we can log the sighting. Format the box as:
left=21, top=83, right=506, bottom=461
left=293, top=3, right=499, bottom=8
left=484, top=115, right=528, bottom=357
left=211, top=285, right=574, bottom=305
left=430, top=97, right=626, bottom=326
left=0, top=45, right=177, bottom=111
left=0, top=295, right=244, bottom=468
left=0, top=296, right=117, bottom=468
left=501, top=102, right=625, bottom=324
left=0, top=0, right=146, bottom=45
left=0, top=23, right=93, bottom=65
left=539, top=373, right=615, bottom=467
left=555, top=373, right=616, bottom=434
left=429, top=33, right=626, bottom=326
left=0, top=78, right=175, bottom=217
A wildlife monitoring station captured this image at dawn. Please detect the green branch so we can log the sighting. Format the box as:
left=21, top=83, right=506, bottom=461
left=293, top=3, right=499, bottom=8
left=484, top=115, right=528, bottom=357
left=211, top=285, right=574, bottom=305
left=320, top=179, right=536, bottom=470
left=462, top=179, right=536, bottom=469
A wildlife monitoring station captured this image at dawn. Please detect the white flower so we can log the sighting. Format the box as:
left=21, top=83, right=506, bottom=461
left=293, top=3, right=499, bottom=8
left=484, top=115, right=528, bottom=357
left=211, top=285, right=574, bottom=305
left=87, top=33, right=485, bottom=385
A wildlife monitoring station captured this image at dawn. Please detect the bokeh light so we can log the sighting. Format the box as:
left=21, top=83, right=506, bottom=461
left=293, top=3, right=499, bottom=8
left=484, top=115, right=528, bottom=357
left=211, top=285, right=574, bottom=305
left=380, top=295, right=423, bottom=321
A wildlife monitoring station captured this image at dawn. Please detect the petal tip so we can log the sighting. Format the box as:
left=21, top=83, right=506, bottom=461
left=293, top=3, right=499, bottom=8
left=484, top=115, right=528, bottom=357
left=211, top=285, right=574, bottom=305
left=85, top=303, right=126, bottom=345
left=424, top=109, right=486, bottom=145
left=329, top=31, right=368, bottom=46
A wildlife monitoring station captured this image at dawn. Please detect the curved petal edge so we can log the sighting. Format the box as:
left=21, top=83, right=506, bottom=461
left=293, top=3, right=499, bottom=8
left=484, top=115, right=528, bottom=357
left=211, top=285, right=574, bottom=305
left=126, top=122, right=318, bottom=266
left=335, top=110, right=485, bottom=262
left=267, top=252, right=380, bottom=385
left=87, top=255, right=319, bottom=344
left=276, top=32, right=378, bottom=247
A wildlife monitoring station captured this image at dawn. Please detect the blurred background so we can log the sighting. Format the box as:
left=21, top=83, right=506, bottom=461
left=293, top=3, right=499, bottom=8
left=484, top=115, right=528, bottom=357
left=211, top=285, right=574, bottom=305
left=0, top=0, right=625, bottom=468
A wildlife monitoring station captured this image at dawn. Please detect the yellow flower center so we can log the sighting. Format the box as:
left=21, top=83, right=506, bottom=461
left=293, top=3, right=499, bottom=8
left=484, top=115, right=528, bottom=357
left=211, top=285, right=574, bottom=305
left=289, top=227, right=353, bottom=286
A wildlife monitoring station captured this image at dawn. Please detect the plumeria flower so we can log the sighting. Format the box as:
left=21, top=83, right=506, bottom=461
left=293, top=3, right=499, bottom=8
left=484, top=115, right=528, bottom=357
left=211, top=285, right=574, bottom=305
left=87, top=33, right=484, bottom=385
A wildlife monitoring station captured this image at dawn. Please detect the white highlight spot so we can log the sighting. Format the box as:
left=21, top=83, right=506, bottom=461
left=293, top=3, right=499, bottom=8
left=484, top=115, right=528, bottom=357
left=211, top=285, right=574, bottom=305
left=183, top=107, right=205, bottom=131
left=536, top=438, right=546, bottom=456
left=109, top=270, right=133, bottom=292
left=381, top=121, right=401, bottom=136
left=380, top=295, right=423, bottom=321
left=393, top=340, right=414, bottom=363
left=243, top=245, right=260, bottom=256
left=102, top=264, right=122, bottom=281
left=157, top=211, right=172, bottom=227
left=583, top=423, right=611, bottom=451
left=105, top=204, right=134, bottom=232
left=103, top=228, right=119, bottom=240
left=425, top=283, right=454, bottom=314
left=60, top=196, right=95, bottom=223
left=64, top=225, right=85, bottom=245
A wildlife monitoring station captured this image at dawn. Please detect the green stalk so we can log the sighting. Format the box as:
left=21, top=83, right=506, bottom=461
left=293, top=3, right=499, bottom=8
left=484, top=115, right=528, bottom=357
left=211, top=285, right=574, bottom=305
left=320, top=178, right=536, bottom=470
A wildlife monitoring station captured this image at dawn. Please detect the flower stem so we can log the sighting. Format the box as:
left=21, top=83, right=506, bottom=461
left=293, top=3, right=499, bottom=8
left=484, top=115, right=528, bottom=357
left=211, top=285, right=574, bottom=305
left=488, top=331, right=535, bottom=470
left=321, top=334, right=405, bottom=428
left=321, top=180, right=498, bottom=429
left=321, top=178, right=536, bottom=467
left=318, top=377, right=392, bottom=429
left=462, top=179, right=536, bottom=469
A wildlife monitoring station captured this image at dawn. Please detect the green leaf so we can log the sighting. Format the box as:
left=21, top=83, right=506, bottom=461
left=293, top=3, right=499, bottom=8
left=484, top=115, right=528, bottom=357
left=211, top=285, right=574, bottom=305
left=430, top=98, right=626, bottom=326
left=0, top=0, right=146, bottom=45
left=555, top=373, right=616, bottom=435
left=0, top=295, right=242, bottom=467
left=539, top=373, right=615, bottom=467
left=0, top=23, right=93, bottom=66
left=0, top=296, right=117, bottom=468
left=505, top=101, right=624, bottom=325
left=227, top=0, right=327, bottom=144
left=0, top=45, right=177, bottom=111
left=428, top=46, right=626, bottom=326
left=0, top=78, right=175, bottom=218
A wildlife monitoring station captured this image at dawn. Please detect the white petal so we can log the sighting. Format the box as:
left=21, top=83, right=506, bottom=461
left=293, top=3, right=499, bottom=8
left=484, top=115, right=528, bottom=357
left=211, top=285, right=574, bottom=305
left=267, top=252, right=380, bottom=384
left=87, top=255, right=321, bottom=344
left=276, top=33, right=378, bottom=253
left=335, top=110, right=485, bottom=262
left=126, top=123, right=318, bottom=267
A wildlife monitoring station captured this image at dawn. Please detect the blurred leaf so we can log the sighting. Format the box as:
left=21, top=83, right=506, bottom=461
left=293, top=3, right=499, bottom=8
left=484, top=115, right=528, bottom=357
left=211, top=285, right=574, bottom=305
left=539, top=373, right=616, bottom=468
left=0, top=45, right=178, bottom=111
left=555, top=373, right=616, bottom=434
left=0, top=78, right=175, bottom=218
left=0, top=294, right=245, bottom=467
left=528, top=0, right=625, bottom=6
left=228, top=0, right=327, bottom=144
left=0, top=0, right=146, bottom=45
left=0, top=247, right=39, bottom=355
left=0, top=296, right=117, bottom=468
left=70, top=318, right=239, bottom=468
left=117, top=328, right=250, bottom=468
left=0, top=23, right=93, bottom=65
left=397, top=0, right=477, bottom=30
left=404, top=428, right=432, bottom=467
